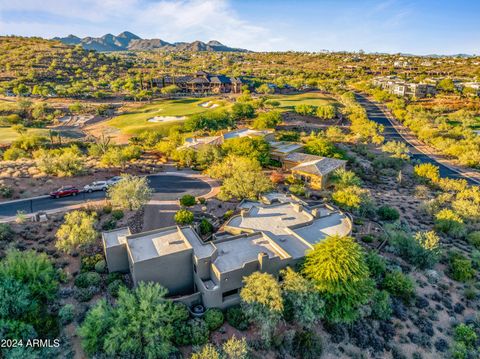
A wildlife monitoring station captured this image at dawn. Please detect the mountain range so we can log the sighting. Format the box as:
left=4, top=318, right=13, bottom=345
left=53, top=31, right=248, bottom=52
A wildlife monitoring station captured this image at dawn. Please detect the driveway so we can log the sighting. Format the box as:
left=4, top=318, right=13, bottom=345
left=0, top=172, right=214, bottom=220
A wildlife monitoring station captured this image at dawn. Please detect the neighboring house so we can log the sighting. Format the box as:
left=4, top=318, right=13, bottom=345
left=103, top=195, right=352, bottom=309
left=283, top=152, right=346, bottom=190
left=180, top=128, right=274, bottom=150
left=373, top=76, right=436, bottom=98
left=153, top=70, right=242, bottom=94
left=269, top=141, right=304, bottom=162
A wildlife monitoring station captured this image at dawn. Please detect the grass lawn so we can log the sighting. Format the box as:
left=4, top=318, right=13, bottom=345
left=271, top=92, right=338, bottom=110
left=106, top=97, right=227, bottom=135
left=0, top=127, right=50, bottom=145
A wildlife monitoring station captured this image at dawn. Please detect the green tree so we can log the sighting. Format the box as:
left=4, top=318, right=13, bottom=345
left=281, top=267, right=324, bottom=328
left=107, top=174, right=152, bottom=210
left=160, top=85, right=180, bottom=96
left=240, top=272, right=283, bottom=345
left=257, top=83, right=274, bottom=94
left=79, top=283, right=188, bottom=359
left=252, top=110, right=282, bottom=129
left=179, top=194, right=196, bottom=207
left=207, top=155, right=272, bottom=200
left=303, top=134, right=343, bottom=158
left=222, top=137, right=270, bottom=166
left=55, top=210, right=98, bottom=254
left=231, top=102, right=255, bottom=121
left=303, top=235, right=374, bottom=323
left=332, top=185, right=371, bottom=212
left=382, top=271, right=415, bottom=303
left=331, top=168, right=362, bottom=189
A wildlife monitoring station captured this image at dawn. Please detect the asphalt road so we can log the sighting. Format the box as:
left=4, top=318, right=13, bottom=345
left=0, top=174, right=211, bottom=219
left=355, top=94, right=475, bottom=183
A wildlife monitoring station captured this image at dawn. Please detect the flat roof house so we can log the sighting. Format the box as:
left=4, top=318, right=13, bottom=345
left=180, top=128, right=274, bottom=150
left=103, top=195, right=352, bottom=309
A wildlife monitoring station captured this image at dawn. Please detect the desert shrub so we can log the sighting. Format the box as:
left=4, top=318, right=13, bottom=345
left=449, top=253, right=475, bottom=282
left=102, top=219, right=117, bottom=231
left=435, top=208, right=466, bottom=238
left=204, top=309, right=224, bottom=331
left=372, top=156, right=403, bottom=170
left=106, top=272, right=123, bottom=285
left=75, top=272, right=101, bottom=289
left=0, top=223, right=13, bottom=241
left=377, top=205, right=400, bottom=221
left=200, top=219, right=213, bottom=235
left=223, top=210, right=234, bottom=220
left=111, top=209, right=124, bottom=221
left=74, top=287, right=97, bottom=302
left=382, top=271, right=415, bottom=304
left=389, top=229, right=440, bottom=269
left=107, top=280, right=125, bottom=298
left=56, top=210, right=98, bottom=254
left=190, top=319, right=210, bottom=346
left=226, top=305, right=249, bottom=331
left=365, top=251, right=387, bottom=280
left=180, top=194, right=196, bottom=207
left=174, top=209, right=194, bottom=225
left=371, top=290, right=393, bottom=320
left=0, top=184, right=13, bottom=198
left=198, top=197, right=206, bottom=205
left=102, top=204, right=113, bottom=214
left=289, top=184, right=306, bottom=197
left=94, top=260, right=106, bottom=273
left=81, top=254, right=104, bottom=272
left=361, top=235, right=374, bottom=243
left=454, top=324, right=478, bottom=348
left=293, top=329, right=323, bottom=359
left=59, top=304, right=75, bottom=324
left=414, top=163, right=440, bottom=183
left=467, top=232, right=480, bottom=249
left=3, top=147, right=28, bottom=161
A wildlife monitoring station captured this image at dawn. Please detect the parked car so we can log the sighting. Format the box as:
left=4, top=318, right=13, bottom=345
left=106, top=176, right=123, bottom=187
left=83, top=181, right=108, bottom=193
left=50, top=186, right=79, bottom=198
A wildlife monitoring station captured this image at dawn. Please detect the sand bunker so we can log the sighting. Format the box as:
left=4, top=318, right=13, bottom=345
left=199, top=101, right=220, bottom=109
left=148, top=116, right=187, bottom=123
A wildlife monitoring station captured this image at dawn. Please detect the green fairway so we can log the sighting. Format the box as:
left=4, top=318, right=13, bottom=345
left=272, top=92, right=338, bottom=110
left=106, top=97, right=226, bottom=135
left=0, top=127, right=50, bottom=145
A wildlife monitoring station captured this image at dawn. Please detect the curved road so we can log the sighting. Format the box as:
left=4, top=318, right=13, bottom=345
left=0, top=174, right=212, bottom=219
left=356, top=94, right=479, bottom=185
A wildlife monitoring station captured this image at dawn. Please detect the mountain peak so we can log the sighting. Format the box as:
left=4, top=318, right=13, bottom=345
left=54, top=32, right=249, bottom=52
left=117, top=31, right=140, bottom=40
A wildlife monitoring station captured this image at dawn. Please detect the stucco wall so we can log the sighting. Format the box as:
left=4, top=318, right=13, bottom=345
left=130, top=249, right=194, bottom=296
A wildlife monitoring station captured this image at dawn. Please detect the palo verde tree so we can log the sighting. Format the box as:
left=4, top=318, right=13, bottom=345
left=55, top=210, right=98, bottom=254
left=240, top=272, right=283, bottom=346
left=303, top=235, right=374, bottom=323
left=280, top=267, right=325, bottom=328
left=107, top=174, right=152, bottom=211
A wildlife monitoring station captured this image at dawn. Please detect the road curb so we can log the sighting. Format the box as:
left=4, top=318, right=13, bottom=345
left=0, top=195, right=50, bottom=205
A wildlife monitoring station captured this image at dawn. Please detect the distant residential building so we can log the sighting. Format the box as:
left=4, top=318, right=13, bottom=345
left=283, top=152, right=346, bottom=190
left=153, top=70, right=242, bottom=94
left=373, top=76, right=436, bottom=98
left=103, top=195, right=352, bottom=309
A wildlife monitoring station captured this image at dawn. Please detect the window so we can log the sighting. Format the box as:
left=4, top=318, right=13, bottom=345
left=222, top=288, right=240, bottom=301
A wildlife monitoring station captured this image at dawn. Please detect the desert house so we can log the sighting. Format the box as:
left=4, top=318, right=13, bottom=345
left=102, top=195, right=352, bottom=309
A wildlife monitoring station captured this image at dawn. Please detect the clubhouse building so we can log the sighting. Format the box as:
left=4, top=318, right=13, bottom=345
left=103, top=195, right=352, bottom=309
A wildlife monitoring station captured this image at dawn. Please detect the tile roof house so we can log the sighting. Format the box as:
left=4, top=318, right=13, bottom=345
left=102, top=195, right=352, bottom=309
left=283, top=152, right=346, bottom=190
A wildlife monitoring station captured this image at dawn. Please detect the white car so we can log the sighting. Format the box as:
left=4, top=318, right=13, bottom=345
left=106, top=176, right=123, bottom=187
left=83, top=181, right=108, bottom=193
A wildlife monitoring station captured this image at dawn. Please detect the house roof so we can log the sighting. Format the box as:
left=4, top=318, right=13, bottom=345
left=269, top=141, right=304, bottom=155
left=291, top=157, right=346, bottom=176
left=283, top=152, right=323, bottom=163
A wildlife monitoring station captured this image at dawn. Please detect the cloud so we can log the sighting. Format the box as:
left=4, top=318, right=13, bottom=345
left=0, top=0, right=282, bottom=50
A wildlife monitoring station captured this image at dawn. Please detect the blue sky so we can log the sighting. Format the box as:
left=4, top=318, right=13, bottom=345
left=0, top=0, right=478, bottom=54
